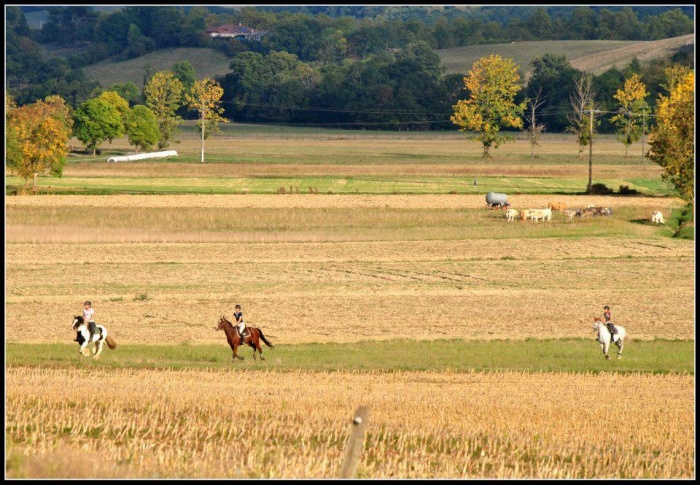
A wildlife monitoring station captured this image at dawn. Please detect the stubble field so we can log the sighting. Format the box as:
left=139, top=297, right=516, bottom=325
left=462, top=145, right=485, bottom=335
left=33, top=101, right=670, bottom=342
left=5, top=128, right=695, bottom=478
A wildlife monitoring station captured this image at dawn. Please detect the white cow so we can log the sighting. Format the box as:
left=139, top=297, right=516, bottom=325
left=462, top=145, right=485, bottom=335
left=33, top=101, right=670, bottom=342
left=505, top=208, right=519, bottom=222
left=651, top=211, right=665, bottom=224
left=527, top=208, right=552, bottom=222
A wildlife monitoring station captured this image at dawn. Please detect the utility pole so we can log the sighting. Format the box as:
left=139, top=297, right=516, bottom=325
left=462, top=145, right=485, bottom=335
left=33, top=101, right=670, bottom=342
left=641, top=108, right=646, bottom=165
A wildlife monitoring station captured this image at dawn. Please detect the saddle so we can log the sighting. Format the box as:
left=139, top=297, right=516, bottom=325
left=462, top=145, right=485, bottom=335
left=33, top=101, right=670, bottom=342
left=237, top=328, right=249, bottom=341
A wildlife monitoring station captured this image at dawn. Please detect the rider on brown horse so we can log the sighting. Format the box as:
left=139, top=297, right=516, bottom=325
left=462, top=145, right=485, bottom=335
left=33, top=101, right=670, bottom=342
left=233, top=304, right=248, bottom=343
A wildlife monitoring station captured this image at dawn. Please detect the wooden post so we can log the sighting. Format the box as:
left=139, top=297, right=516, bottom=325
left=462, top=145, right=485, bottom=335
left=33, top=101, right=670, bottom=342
left=339, top=406, right=369, bottom=478
left=588, top=106, right=594, bottom=192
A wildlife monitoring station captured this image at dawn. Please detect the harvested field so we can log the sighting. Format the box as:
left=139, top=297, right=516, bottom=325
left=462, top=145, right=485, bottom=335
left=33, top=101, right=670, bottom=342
left=6, top=367, right=694, bottom=478
left=5, top=193, right=681, bottom=210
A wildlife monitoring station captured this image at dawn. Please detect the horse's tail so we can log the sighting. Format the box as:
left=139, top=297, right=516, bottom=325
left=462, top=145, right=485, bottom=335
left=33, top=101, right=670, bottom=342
left=105, top=336, right=117, bottom=350
left=257, top=328, right=274, bottom=348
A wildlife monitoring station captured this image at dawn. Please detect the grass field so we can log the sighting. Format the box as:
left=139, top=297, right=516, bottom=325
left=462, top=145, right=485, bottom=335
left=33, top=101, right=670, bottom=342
left=5, top=128, right=694, bottom=478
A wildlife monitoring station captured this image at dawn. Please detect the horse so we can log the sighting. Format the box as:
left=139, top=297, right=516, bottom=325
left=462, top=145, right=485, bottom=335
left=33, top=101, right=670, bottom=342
left=215, top=315, right=274, bottom=361
left=71, top=315, right=117, bottom=358
left=593, top=317, right=626, bottom=360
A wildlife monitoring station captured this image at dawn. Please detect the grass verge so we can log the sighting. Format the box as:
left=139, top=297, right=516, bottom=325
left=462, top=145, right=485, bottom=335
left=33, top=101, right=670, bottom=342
left=6, top=338, right=693, bottom=374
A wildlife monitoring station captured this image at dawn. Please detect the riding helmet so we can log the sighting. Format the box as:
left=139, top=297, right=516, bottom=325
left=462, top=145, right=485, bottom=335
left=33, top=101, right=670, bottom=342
left=603, top=305, right=609, bottom=309
left=84, top=301, right=91, bottom=305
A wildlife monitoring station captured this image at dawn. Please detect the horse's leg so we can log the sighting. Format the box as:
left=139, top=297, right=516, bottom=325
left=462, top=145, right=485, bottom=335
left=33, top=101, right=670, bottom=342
left=254, top=337, right=265, bottom=361
left=233, top=344, right=244, bottom=360
left=617, top=339, right=623, bottom=359
left=603, top=341, right=610, bottom=360
left=79, top=340, right=89, bottom=356
left=95, top=340, right=104, bottom=358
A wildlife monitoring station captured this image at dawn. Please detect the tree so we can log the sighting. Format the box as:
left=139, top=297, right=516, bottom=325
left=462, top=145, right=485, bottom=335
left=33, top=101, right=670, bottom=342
left=6, top=95, right=72, bottom=190
left=610, top=74, right=650, bottom=158
left=124, top=105, right=159, bottom=152
left=525, top=87, right=546, bottom=158
left=144, top=70, right=184, bottom=149
left=110, top=82, right=141, bottom=107
left=450, top=54, right=526, bottom=158
left=647, top=67, right=694, bottom=214
left=185, top=78, right=228, bottom=163
left=97, top=91, right=130, bottom=144
left=73, top=98, right=123, bottom=155
left=567, top=74, right=597, bottom=159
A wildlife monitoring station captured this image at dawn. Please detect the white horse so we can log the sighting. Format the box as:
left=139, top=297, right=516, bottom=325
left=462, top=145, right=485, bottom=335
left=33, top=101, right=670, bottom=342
left=72, top=315, right=117, bottom=358
left=593, top=317, right=626, bottom=360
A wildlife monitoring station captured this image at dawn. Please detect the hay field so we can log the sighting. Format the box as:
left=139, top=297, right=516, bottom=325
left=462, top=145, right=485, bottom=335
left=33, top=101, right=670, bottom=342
left=5, top=194, right=694, bottom=344
left=6, top=368, right=694, bottom=478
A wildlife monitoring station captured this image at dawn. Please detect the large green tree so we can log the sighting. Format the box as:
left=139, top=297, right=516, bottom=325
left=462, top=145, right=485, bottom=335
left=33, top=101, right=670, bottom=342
left=450, top=54, right=526, bottom=158
left=124, top=105, right=159, bottom=152
left=73, top=98, right=123, bottom=155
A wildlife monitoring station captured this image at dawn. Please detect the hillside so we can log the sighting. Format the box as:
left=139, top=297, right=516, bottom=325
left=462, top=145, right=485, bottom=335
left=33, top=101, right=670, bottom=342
left=82, top=48, right=233, bottom=89
left=437, top=34, right=694, bottom=77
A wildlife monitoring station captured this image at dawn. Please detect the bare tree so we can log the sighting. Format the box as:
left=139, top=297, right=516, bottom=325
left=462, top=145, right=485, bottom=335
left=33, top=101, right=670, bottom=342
left=567, top=74, right=596, bottom=159
left=525, top=87, right=546, bottom=158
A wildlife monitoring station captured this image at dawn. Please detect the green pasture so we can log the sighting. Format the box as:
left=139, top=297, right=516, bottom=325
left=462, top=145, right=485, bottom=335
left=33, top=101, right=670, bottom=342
left=5, top=339, right=693, bottom=374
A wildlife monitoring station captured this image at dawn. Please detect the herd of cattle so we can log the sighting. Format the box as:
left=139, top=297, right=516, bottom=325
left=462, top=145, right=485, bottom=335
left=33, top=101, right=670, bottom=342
left=500, top=202, right=665, bottom=224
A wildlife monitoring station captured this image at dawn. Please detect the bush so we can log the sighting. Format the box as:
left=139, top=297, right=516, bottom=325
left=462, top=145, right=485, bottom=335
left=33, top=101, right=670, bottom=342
left=618, top=185, right=640, bottom=195
left=587, top=183, right=613, bottom=195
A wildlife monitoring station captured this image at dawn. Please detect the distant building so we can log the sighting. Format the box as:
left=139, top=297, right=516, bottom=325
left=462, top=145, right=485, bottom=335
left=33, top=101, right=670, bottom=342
left=206, top=22, right=266, bottom=41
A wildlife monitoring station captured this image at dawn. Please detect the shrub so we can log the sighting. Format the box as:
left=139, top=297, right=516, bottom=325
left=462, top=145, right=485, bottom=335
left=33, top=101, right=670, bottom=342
left=618, top=185, right=640, bottom=195
left=587, top=183, right=613, bottom=195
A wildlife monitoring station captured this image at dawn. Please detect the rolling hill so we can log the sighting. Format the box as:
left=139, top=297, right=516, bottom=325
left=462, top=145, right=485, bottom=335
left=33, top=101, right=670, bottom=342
left=79, top=34, right=694, bottom=89
left=82, top=48, right=234, bottom=88
left=436, top=34, right=694, bottom=77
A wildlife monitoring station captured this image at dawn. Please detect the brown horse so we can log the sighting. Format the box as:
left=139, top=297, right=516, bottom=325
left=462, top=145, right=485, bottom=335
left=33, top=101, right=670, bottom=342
left=215, top=315, right=274, bottom=361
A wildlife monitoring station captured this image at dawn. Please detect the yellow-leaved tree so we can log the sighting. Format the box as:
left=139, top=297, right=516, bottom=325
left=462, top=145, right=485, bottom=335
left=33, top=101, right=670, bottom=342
left=647, top=66, right=694, bottom=217
left=185, top=78, right=227, bottom=163
left=144, top=71, right=184, bottom=149
left=6, top=94, right=73, bottom=191
left=610, top=73, right=650, bottom=158
left=451, top=54, right=526, bottom=158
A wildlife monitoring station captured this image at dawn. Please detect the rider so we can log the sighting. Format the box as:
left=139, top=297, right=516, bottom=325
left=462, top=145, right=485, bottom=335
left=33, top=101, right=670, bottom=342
left=603, top=305, right=617, bottom=337
left=83, top=300, right=98, bottom=340
left=233, top=304, right=247, bottom=342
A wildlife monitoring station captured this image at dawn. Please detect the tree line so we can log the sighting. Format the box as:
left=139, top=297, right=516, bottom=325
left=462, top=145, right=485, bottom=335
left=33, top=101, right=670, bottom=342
left=6, top=5, right=694, bottom=109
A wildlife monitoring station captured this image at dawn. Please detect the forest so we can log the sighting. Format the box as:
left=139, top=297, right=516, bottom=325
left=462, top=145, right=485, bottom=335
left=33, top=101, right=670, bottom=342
left=5, top=5, right=695, bottom=133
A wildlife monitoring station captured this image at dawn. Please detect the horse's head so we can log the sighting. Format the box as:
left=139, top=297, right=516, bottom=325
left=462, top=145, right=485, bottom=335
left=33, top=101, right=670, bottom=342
left=215, top=315, right=229, bottom=331
left=592, top=317, right=603, bottom=331
left=72, top=315, right=84, bottom=330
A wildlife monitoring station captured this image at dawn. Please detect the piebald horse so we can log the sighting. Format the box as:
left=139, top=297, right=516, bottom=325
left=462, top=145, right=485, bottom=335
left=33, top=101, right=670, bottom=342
left=215, top=315, right=274, bottom=361
left=593, top=317, right=626, bottom=360
left=72, top=315, right=117, bottom=358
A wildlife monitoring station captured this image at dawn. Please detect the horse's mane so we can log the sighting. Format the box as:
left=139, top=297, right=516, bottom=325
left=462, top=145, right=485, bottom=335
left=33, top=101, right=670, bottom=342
left=75, top=315, right=84, bottom=323
left=220, top=315, right=234, bottom=326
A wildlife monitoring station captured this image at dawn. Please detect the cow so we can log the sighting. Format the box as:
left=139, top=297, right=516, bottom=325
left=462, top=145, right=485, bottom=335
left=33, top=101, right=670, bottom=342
left=505, top=208, right=519, bottom=222
left=563, top=209, right=578, bottom=220
left=523, top=208, right=551, bottom=222
left=651, top=211, right=665, bottom=224
left=548, top=201, right=568, bottom=212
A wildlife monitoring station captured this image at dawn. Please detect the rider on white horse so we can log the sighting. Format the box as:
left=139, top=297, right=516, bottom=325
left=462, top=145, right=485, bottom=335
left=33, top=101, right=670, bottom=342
left=603, top=305, right=618, bottom=340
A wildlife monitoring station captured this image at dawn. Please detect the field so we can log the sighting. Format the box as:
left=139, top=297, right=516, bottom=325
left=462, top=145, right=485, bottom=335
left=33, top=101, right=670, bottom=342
left=5, top=127, right=695, bottom=478
left=437, top=34, right=694, bottom=77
